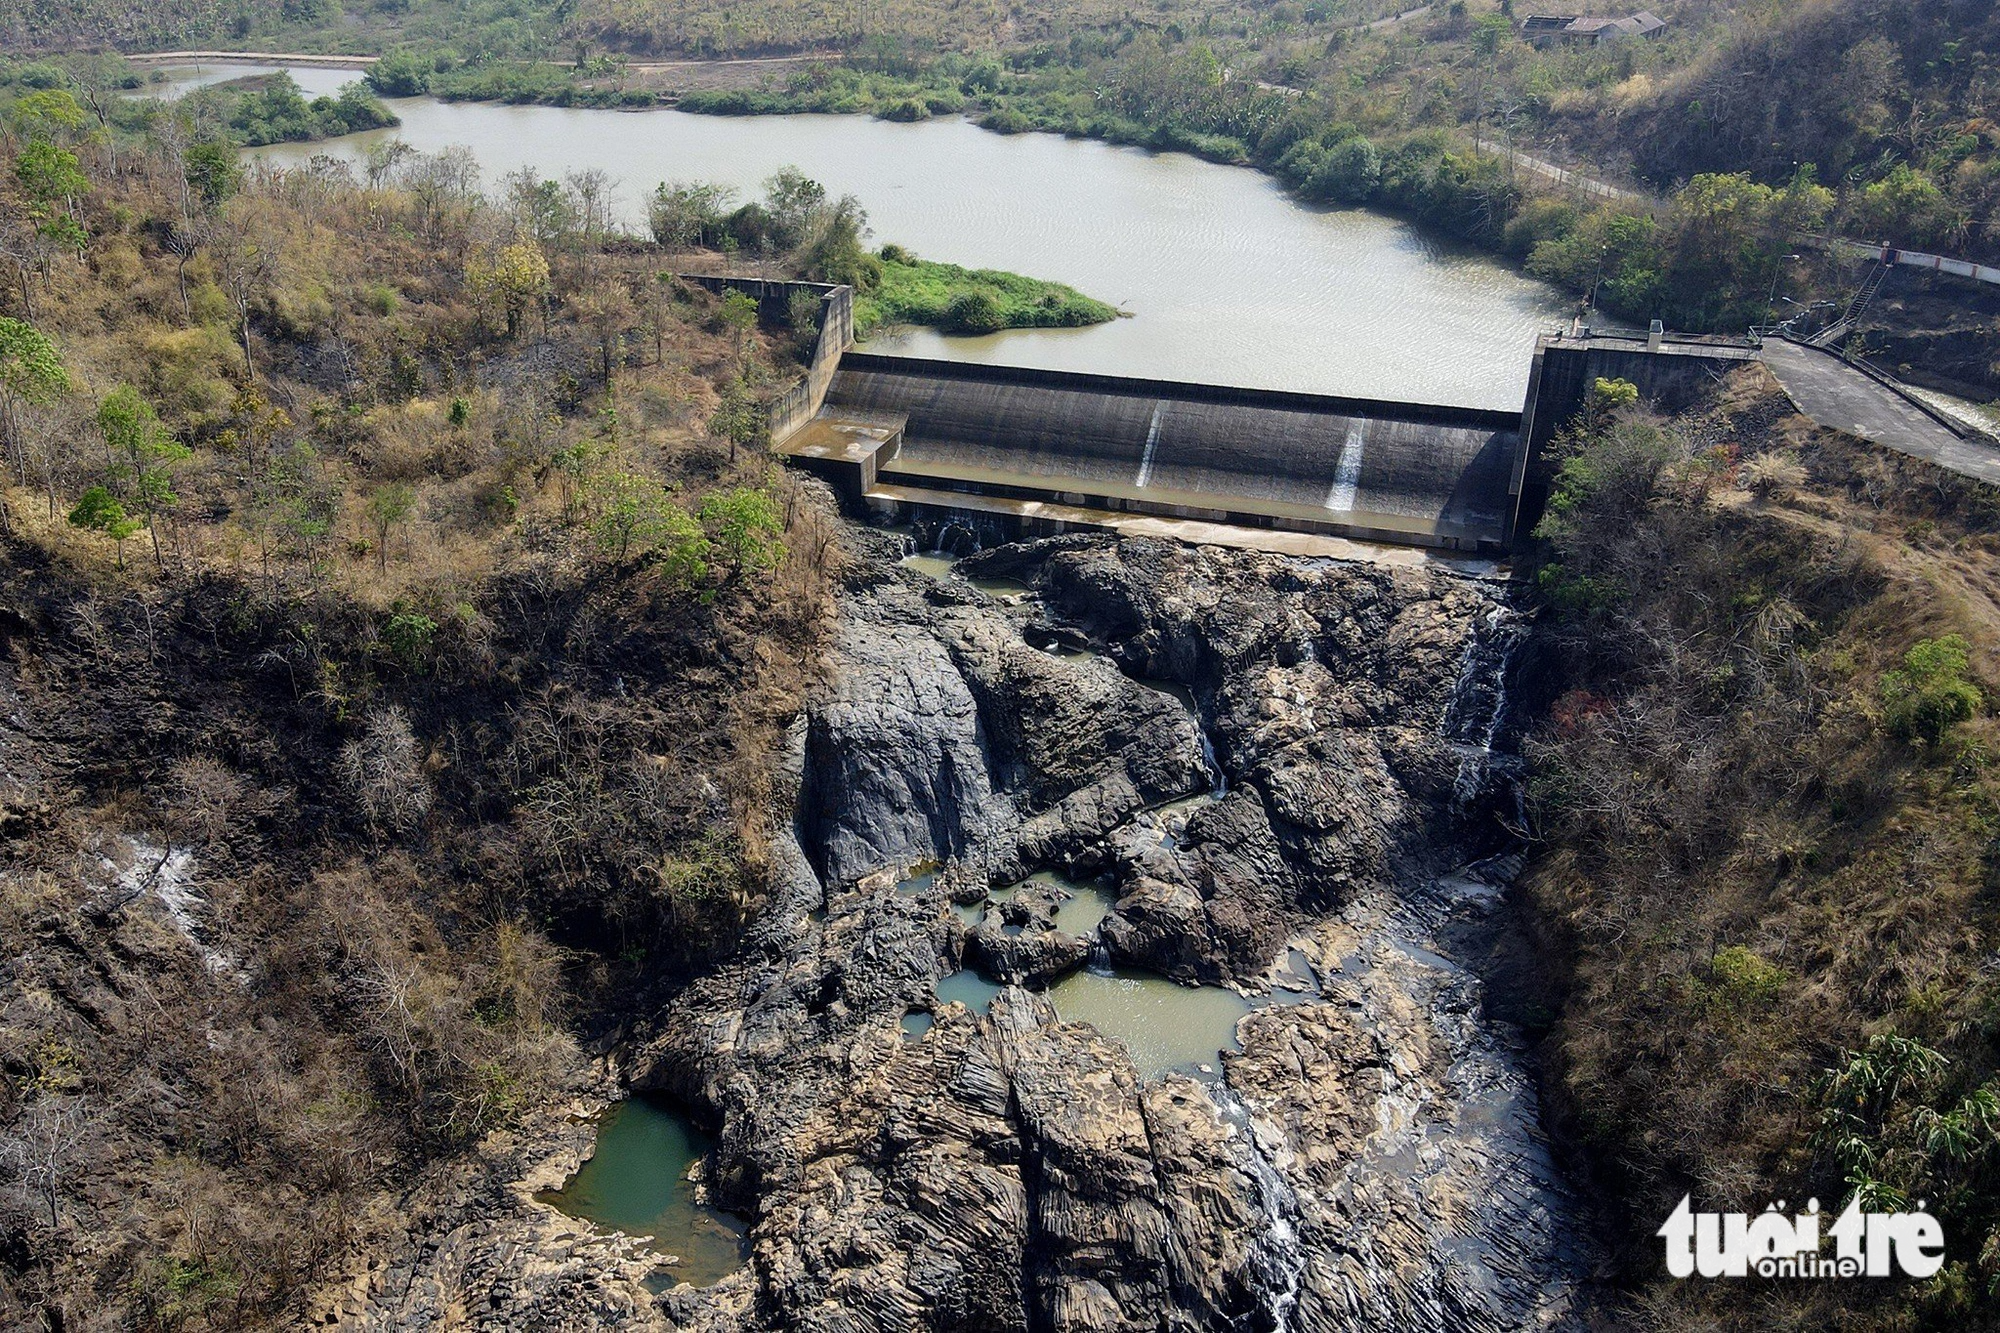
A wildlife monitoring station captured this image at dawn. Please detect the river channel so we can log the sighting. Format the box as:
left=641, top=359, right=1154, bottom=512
left=160, top=62, right=1568, bottom=409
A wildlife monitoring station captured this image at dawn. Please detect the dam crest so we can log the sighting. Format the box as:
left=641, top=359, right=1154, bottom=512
left=685, top=276, right=1754, bottom=555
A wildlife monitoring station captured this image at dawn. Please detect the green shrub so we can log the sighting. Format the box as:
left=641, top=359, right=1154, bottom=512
left=944, top=289, right=1004, bottom=334
left=1707, top=945, right=1789, bottom=1007
left=1882, top=634, right=1983, bottom=744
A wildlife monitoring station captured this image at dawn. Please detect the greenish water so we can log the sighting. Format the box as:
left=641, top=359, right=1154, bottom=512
left=896, top=868, right=940, bottom=895
left=537, top=1098, right=749, bottom=1287
left=1001, top=870, right=1117, bottom=936
left=1047, top=968, right=1255, bottom=1081
left=898, top=549, right=1035, bottom=599
left=900, top=552, right=959, bottom=580
left=901, top=1008, right=936, bottom=1038
left=936, top=968, right=1006, bottom=1014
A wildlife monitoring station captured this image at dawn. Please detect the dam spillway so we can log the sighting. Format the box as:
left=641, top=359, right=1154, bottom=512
left=798, top=353, right=1526, bottom=552
left=727, top=276, right=1755, bottom=555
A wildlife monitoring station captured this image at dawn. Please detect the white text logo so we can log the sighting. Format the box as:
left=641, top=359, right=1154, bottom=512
left=1658, top=1195, right=1944, bottom=1279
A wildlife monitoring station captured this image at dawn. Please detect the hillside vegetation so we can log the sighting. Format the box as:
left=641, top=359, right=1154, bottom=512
left=10, top=0, right=1998, bottom=344
left=0, top=86, right=847, bottom=1328
left=1525, top=370, right=2000, bottom=1327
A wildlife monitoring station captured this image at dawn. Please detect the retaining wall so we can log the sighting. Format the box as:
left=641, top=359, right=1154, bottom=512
left=676, top=275, right=855, bottom=440
left=1513, top=334, right=1757, bottom=537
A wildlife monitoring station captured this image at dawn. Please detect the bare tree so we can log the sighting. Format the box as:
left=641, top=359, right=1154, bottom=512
left=1, top=1096, right=99, bottom=1229
left=339, top=706, right=434, bottom=834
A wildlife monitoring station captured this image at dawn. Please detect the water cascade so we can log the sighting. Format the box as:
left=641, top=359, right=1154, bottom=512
left=1440, top=603, right=1528, bottom=810
left=1211, top=1085, right=1304, bottom=1331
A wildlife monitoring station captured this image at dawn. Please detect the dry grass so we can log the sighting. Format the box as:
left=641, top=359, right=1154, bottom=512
left=1527, top=367, right=2000, bottom=1327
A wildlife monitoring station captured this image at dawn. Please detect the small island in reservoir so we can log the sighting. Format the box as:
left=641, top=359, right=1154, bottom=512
left=857, top=245, right=1122, bottom=337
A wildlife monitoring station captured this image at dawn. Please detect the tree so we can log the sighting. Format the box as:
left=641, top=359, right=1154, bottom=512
left=9, top=89, right=89, bottom=147
left=1307, top=136, right=1381, bottom=204
left=572, top=280, right=638, bottom=384
left=466, top=242, right=551, bottom=338
left=798, top=194, right=880, bottom=289
left=339, top=705, right=433, bottom=833
left=212, top=204, right=279, bottom=379
left=0, top=318, right=69, bottom=492
left=67, top=486, right=142, bottom=568
left=0, top=1095, right=98, bottom=1229
left=183, top=141, right=242, bottom=212
left=648, top=180, right=738, bottom=248
left=588, top=470, right=672, bottom=562
left=718, top=290, right=760, bottom=348
left=763, top=165, right=828, bottom=249
left=15, top=141, right=89, bottom=257
left=698, top=487, right=784, bottom=577
left=365, top=483, right=416, bottom=573
left=97, top=385, right=189, bottom=573
left=706, top=378, right=766, bottom=462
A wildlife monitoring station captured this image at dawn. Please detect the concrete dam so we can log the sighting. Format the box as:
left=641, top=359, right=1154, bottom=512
left=712, top=277, right=1751, bottom=554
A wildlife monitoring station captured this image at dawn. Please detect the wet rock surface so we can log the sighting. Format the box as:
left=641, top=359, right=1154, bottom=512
left=353, top=534, right=1595, bottom=1331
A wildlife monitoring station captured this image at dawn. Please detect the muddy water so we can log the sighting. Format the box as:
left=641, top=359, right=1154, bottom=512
left=1046, top=968, right=1253, bottom=1081
left=180, top=64, right=1567, bottom=408
left=537, top=1097, right=748, bottom=1285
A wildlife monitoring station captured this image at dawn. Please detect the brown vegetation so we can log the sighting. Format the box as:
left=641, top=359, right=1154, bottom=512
left=1525, top=367, right=2000, bottom=1328
left=0, top=102, right=838, bottom=1328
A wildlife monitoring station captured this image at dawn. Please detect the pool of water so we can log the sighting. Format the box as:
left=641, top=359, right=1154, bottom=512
left=537, top=1097, right=748, bottom=1287
left=935, top=968, right=1006, bottom=1014
left=998, top=870, right=1118, bottom=936
left=900, top=551, right=959, bottom=580
left=898, top=549, right=1036, bottom=599
left=223, top=69, right=1566, bottom=408
left=1046, top=966, right=1256, bottom=1081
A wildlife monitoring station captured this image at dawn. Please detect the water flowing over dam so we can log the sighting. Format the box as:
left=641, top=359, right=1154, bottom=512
left=732, top=277, right=1753, bottom=555
left=821, top=355, right=1526, bottom=550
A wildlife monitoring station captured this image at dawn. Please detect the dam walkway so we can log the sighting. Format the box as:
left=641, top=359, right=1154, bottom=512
left=1760, top=339, right=2000, bottom=487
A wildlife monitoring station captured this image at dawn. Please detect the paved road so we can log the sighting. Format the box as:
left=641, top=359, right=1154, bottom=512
left=1761, top=339, right=2000, bottom=486
left=127, top=50, right=378, bottom=65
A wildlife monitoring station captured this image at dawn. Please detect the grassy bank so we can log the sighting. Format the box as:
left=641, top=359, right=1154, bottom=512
left=854, top=249, right=1119, bottom=337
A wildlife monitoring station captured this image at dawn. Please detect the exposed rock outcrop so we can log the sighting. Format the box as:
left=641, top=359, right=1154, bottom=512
left=353, top=534, right=1593, bottom=1332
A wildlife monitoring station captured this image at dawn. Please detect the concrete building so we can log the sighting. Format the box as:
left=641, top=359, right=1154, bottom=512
left=1523, top=10, right=1666, bottom=46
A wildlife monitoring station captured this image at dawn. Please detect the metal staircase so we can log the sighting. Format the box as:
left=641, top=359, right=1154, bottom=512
left=1842, top=258, right=1893, bottom=326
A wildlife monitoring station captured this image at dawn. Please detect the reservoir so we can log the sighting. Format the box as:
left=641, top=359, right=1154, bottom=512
left=170, top=64, right=1568, bottom=409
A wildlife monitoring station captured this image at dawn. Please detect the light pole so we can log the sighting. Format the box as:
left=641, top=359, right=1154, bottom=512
left=1765, top=253, right=1801, bottom=327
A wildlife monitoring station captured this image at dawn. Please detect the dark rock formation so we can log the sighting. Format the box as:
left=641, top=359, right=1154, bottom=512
left=356, top=533, right=1593, bottom=1332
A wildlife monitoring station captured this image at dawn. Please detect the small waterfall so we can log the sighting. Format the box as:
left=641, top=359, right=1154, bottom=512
left=1134, top=401, right=1166, bottom=488
left=1212, top=1085, right=1303, bottom=1331
left=1324, top=421, right=1367, bottom=513
left=1198, top=725, right=1227, bottom=799
left=1441, top=604, right=1527, bottom=810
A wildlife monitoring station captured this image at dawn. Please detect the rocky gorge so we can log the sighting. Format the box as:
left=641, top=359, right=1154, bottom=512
left=346, top=527, right=1597, bottom=1331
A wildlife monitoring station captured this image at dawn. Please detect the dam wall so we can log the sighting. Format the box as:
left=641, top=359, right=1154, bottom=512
left=677, top=276, right=856, bottom=440
left=1513, top=332, right=1757, bottom=537
left=753, top=313, right=1766, bottom=556
left=822, top=354, right=1524, bottom=551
